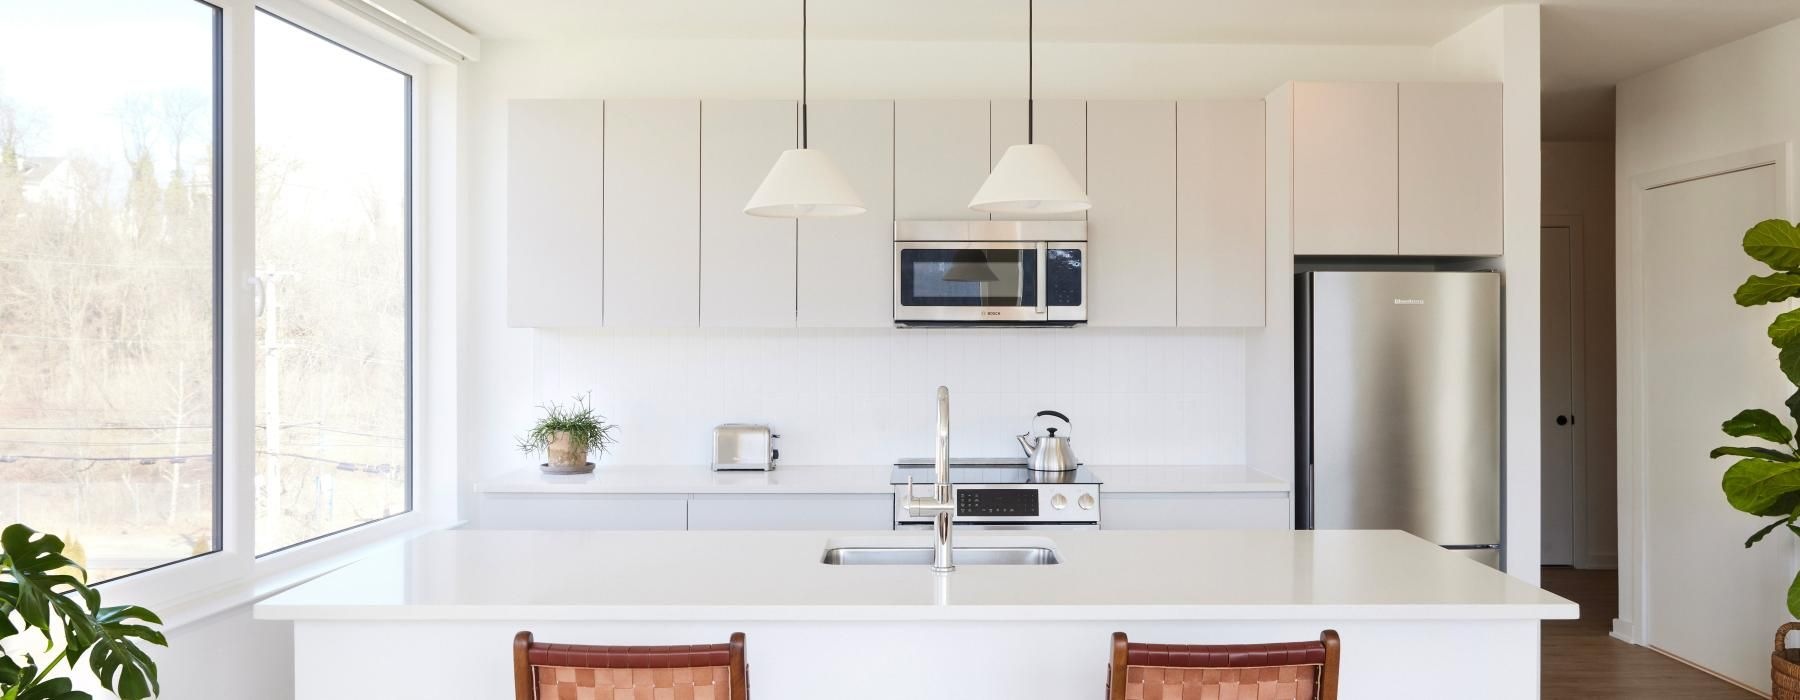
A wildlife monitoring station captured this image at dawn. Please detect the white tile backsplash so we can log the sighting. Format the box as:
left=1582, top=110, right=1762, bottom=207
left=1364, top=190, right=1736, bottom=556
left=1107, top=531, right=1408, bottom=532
left=532, top=328, right=1248, bottom=466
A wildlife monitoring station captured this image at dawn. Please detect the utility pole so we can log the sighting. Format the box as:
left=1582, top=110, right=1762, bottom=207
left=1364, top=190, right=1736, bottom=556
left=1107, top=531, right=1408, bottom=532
left=259, top=273, right=282, bottom=545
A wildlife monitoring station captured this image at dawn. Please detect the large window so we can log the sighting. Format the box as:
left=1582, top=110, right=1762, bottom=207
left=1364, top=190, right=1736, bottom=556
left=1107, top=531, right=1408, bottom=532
left=0, top=1, right=222, bottom=582
left=252, top=10, right=411, bottom=554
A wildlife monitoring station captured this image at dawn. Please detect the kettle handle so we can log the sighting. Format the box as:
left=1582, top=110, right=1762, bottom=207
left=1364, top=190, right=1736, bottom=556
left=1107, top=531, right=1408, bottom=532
left=1036, top=410, right=1070, bottom=424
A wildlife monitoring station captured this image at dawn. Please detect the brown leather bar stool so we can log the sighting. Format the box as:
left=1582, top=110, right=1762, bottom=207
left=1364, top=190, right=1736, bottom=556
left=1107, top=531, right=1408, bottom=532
left=1108, top=630, right=1341, bottom=700
left=512, top=631, right=749, bottom=700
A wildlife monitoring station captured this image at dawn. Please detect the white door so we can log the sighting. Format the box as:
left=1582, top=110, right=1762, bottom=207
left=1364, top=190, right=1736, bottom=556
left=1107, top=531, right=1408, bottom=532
left=1540, top=225, right=1577, bottom=567
left=1641, top=162, right=1790, bottom=691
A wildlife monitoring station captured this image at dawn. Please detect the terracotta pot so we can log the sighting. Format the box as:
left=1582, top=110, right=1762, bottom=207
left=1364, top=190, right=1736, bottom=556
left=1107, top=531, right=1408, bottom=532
left=542, top=432, right=593, bottom=474
left=1776, top=622, right=1800, bottom=699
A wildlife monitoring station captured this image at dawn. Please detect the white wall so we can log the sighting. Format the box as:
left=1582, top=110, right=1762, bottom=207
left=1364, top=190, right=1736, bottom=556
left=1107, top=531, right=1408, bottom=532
left=153, top=609, right=294, bottom=699
left=1615, top=13, right=1800, bottom=685
left=1543, top=140, right=1618, bottom=569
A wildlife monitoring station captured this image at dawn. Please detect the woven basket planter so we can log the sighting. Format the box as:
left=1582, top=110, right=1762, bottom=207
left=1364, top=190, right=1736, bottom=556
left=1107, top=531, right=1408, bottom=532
left=1775, top=622, right=1800, bottom=699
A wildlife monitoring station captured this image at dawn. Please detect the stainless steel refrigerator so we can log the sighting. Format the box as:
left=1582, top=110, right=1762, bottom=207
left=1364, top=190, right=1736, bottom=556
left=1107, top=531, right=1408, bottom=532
left=1296, top=271, right=1502, bottom=568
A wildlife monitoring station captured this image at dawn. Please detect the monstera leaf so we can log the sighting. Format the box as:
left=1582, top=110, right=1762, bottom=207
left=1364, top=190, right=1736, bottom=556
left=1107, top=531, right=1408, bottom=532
left=15, top=677, right=92, bottom=700
left=0, top=524, right=164, bottom=700
left=1747, top=219, right=1800, bottom=271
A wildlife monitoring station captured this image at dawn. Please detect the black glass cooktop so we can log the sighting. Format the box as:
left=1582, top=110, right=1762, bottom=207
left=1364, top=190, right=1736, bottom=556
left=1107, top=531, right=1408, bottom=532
left=889, top=458, right=1100, bottom=486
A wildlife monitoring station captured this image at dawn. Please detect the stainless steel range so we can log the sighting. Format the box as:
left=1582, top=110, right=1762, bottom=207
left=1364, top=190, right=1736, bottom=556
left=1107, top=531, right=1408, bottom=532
left=890, top=458, right=1101, bottom=530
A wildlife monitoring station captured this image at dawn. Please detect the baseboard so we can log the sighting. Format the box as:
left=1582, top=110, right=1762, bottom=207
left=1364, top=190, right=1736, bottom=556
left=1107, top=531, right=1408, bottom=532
left=1650, top=645, right=1771, bottom=699
left=1578, top=553, right=1618, bottom=570
left=1610, top=618, right=1639, bottom=644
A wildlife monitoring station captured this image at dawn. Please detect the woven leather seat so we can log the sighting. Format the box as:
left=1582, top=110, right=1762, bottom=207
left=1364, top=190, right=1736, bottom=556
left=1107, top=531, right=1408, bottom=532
left=1108, top=631, right=1341, bottom=700
left=512, top=631, right=748, bottom=700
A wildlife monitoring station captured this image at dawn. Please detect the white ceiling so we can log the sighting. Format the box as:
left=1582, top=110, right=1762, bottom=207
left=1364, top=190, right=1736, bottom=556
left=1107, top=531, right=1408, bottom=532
left=423, top=0, right=1800, bottom=140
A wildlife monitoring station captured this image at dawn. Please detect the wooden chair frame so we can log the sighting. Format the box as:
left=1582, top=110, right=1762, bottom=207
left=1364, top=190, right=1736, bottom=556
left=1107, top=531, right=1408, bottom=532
left=1108, top=630, right=1341, bottom=700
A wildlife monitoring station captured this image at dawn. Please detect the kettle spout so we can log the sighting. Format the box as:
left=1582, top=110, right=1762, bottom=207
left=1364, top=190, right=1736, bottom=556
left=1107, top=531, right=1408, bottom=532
left=1015, top=433, right=1037, bottom=457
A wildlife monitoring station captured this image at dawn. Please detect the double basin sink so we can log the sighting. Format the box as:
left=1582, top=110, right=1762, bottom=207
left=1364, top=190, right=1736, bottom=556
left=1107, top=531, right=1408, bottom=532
left=821, top=544, right=1061, bottom=566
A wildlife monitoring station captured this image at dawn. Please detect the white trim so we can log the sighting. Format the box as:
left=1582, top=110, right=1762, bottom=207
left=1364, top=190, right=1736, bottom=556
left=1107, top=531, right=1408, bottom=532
left=305, top=0, right=478, bottom=64
left=1617, top=142, right=1797, bottom=649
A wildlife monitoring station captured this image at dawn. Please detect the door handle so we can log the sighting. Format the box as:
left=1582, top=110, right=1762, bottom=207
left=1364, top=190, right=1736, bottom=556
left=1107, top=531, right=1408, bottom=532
left=1555, top=415, right=1571, bottom=426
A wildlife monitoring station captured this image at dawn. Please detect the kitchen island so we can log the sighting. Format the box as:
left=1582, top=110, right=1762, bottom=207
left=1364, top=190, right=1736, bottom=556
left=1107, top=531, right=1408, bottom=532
left=256, top=529, right=1575, bottom=699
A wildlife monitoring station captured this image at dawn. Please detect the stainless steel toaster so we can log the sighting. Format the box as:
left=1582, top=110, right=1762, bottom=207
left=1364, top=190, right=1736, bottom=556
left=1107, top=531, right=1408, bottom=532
left=711, top=424, right=779, bottom=471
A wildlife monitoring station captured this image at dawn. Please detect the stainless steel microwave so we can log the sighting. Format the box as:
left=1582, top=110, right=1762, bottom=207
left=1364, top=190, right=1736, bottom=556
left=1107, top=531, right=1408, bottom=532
left=893, top=220, right=1087, bottom=326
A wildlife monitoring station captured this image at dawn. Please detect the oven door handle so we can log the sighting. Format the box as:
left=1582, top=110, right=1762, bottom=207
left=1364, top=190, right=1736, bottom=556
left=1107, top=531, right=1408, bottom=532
left=1035, top=242, right=1049, bottom=316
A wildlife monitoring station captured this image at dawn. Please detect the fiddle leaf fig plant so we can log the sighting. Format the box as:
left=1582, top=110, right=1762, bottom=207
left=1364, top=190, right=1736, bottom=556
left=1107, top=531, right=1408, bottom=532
left=0, top=524, right=166, bottom=700
left=1713, top=218, right=1800, bottom=618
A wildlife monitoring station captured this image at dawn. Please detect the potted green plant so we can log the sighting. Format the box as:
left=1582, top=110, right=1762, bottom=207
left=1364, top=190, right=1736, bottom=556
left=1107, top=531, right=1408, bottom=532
left=0, top=524, right=166, bottom=700
left=516, top=393, right=618, bottom=475
left=1710, top=219, right=1800, bottom=698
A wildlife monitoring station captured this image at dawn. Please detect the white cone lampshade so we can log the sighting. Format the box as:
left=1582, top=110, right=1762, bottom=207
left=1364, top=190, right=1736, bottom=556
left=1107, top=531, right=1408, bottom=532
left=744, top=148, right=866, bottom=218
left=969, top=143, right=1090, bottom=214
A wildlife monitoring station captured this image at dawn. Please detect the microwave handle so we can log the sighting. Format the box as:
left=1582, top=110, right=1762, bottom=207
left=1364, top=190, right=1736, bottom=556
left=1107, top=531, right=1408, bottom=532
left=1035, top=242, right=1049, bottom=315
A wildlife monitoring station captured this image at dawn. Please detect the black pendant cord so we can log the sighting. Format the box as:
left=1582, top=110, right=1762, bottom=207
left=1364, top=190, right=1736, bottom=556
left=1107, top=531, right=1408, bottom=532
left=801, top=0, right=808, bottom=149
left=1027, top=0, right=1034, bottom=145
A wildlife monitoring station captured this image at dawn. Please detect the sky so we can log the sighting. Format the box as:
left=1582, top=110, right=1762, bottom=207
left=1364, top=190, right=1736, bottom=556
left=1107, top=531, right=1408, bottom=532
left=0, top=0, right=406, bottom=200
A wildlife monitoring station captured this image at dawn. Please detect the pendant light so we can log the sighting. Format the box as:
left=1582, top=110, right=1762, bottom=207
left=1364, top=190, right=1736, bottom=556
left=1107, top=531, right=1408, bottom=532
left=969, top=0, right=1089, bottom=215
left=744, top=0, right=866, bottom=218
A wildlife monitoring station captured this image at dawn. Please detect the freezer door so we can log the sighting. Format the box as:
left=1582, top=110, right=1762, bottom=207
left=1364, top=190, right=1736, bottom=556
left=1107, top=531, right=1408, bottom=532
left=1306, top=271, right=1501, bottom=546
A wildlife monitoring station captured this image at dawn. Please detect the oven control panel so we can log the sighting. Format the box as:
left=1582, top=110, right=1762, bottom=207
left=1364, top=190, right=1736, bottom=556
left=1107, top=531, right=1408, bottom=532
left=893, top=482, right=1100, bottom=526
left=957, top=489, right=1038, bottom=517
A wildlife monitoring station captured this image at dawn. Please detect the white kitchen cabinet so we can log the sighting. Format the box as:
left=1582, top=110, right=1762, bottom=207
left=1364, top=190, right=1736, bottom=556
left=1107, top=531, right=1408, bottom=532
left=604, top=100, right=701, bottom=327
left=686, top=494, right=892, bottom=530
left=701, top=100, right=797, bottom=327
left=506, top=100, right=605, bottom=328
left=1398, top=82, right=1503, bottom=256
left=1177, top=100, right=1266, bottom=328
left=1101, top=493, right=1291, bottom=530
left=894, top=100, right=989, bottom=220
left=479, top=494, right=688, bottom=530
left=797, top=101, right=894, bottom=328
left=1087, top=100, right=1178, bottom=327
left=1292, top=82, right=1399, bottom=256
left=989, top=99, right=1087, bottom=221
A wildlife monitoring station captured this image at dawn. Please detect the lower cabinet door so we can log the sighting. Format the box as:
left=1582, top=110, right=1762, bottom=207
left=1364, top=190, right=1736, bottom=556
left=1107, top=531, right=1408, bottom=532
left=687, top=494, right=893, bottom=530
left=478, top=494, right=688, bottom=530
left=1101, top=492, right=1292, bottom=530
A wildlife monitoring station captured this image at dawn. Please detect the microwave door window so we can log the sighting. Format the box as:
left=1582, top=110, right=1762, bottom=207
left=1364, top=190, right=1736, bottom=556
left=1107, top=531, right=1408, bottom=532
left=900, top=248, right=1038, bottom=307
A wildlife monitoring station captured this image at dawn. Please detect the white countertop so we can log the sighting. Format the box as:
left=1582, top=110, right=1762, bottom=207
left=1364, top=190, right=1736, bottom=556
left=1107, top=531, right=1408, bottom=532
left=476, top=464, right=1288, bottom=495
left=256, top=529, right=1574, bottom=622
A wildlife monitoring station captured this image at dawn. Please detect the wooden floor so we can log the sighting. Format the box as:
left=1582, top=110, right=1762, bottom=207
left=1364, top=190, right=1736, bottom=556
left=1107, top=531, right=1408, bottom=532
left=1541, top=567, right=1760, bottom=699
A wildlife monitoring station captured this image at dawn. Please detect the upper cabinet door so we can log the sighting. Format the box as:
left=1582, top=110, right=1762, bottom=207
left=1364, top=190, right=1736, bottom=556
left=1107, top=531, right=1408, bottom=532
left=701, top=100, right=797, bottom=328
left=1399, top=83, right=1503, bottom=256
left=604, top=100, right=701, bottom=328
left=507, top=100, right=605, bottom=328
left=894, top=100, right=989, bottom=220
left=1087, top=100, right=1178, bottom=328
left=1178, top=100, right=1266, bottom=328
left=797, top=101, right=894, bottom=328
left=989, top=99, right=1087, bottom=221
left=1292, top=82, right=1398, bottom=255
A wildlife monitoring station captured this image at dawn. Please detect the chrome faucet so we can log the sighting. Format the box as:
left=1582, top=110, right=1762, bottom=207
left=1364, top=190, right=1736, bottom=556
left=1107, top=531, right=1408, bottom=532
left=905, top=386, right=956, bottom=573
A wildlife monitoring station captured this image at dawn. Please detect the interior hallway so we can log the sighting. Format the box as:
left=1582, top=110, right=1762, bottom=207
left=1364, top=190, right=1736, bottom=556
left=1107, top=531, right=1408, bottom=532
left=1541, top=568, right=1758, bottom=699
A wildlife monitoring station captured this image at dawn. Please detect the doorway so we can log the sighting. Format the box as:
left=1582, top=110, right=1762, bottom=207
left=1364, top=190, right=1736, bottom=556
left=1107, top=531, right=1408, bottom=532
left=1541, top=220, right=1585, bottom=568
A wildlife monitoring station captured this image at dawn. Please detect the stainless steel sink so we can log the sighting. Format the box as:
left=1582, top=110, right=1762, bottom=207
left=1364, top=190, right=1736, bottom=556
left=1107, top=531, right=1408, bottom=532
left=820, top=546, right=1060, bottom=566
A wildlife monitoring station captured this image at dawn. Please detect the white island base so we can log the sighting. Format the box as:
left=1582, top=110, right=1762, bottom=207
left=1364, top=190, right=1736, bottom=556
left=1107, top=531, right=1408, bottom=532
left=257, top=530, right=1575, bottom=700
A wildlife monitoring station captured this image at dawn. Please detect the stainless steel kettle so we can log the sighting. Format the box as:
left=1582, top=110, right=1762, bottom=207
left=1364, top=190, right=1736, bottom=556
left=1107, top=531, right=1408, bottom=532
left=1016, top=410, right=1079, bottom=472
